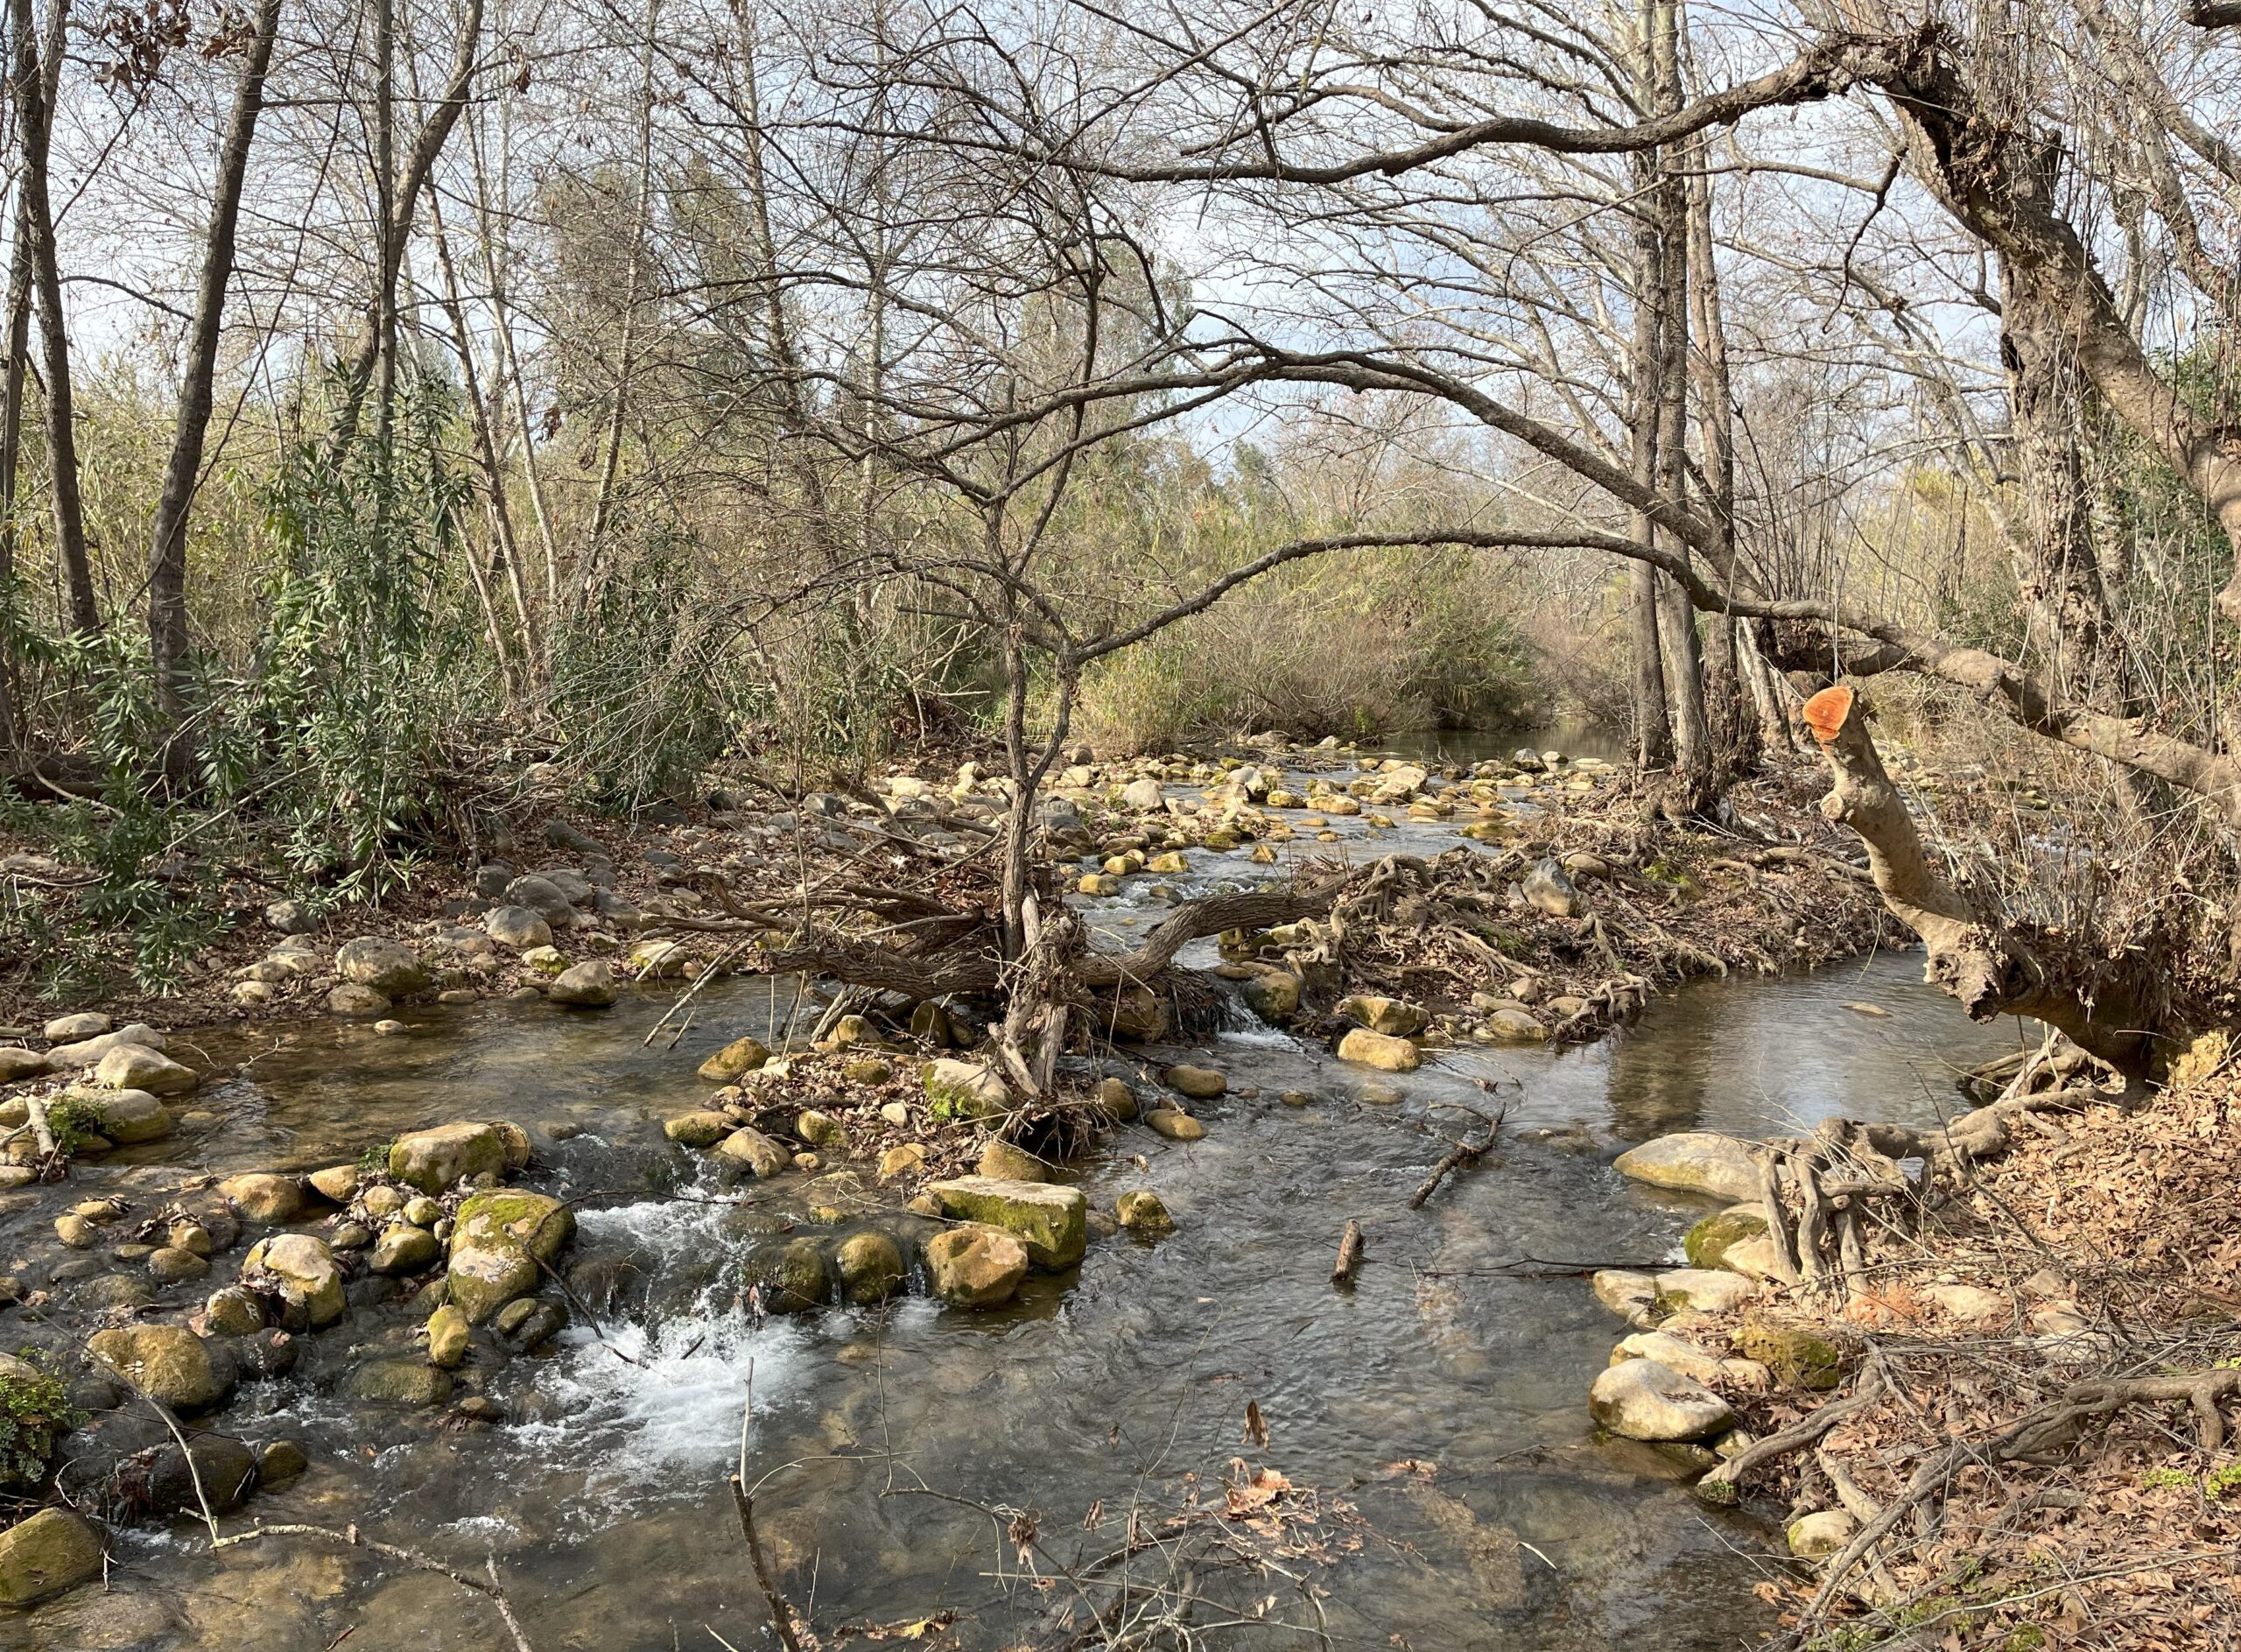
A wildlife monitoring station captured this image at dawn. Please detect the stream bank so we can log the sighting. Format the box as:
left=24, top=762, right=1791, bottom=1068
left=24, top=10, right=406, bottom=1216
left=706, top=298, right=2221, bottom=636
left=0, top=741, right=2034, bottom=1648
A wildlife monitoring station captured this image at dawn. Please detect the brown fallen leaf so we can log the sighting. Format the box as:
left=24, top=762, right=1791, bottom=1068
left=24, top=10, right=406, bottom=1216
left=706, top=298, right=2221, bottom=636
left=1244, top=1398, right=1268, bottom=1449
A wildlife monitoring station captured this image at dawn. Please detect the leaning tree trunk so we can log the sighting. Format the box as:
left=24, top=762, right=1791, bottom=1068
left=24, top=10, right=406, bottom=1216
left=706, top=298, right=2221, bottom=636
left=1802, top=684, right=2161, bottom=1075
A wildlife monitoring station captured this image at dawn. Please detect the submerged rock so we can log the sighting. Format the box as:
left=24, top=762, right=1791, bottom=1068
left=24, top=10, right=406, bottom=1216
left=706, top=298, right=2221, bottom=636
left=926, top=1177, right=1086, bottom=1269
left=1611, top=1132, right=1760, bottom=1203
left=924, top=1226, right=1028, bottom=1307
left=1588, top=1359, right=1733, bottom=1443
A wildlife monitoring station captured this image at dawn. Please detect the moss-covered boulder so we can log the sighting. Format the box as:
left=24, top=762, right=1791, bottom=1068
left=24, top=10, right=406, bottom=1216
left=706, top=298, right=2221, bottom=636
left=446, top=1190, right=573, bottom=1324
left=87, top=1324, right=227, bottom=1412
left=346, top=1360, right=454, bottom=1406
left=743, top=1237, right=830, bottom=1314
left=924, top=1059, right=1009, bottom=1122
left=975, top=1141, right=1047, bottom=1182
left=698, top=1035, right=771, bottom=1083
left=926, top=1177, right=1086, bottom=1269
left=836, top=1233, right=905, bottom=1304
left=0, top=1508, right=103, bottom=1606
left=1684, top=1206, right=1770, bottom=1271
left=1736, top=1316, right=1856, bottom=1390
left=664, top=1110, right=734, bottom=1149
left=1116, top=1189, right=1174, bottom=1237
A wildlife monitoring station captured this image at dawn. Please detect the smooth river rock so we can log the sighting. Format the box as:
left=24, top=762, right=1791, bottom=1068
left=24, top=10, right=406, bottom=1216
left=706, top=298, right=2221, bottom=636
left=1611, top=1131, right=1760, bottom=1203
left=1588, top=1358, right=1734, bottom=1442
left=1336, top=1029, right=1420, bottom=1072
left=924, top=1226, right=1028, bottom=1306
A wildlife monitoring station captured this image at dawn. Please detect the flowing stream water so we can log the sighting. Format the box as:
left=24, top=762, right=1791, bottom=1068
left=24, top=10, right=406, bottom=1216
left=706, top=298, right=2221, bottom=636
left=10, top=761, right=2029, bottom=1652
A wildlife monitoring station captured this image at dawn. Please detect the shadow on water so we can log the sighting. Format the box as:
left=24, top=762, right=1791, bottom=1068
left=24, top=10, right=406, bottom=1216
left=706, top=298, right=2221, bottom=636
left=26, top=946, right=2030, bottom=1652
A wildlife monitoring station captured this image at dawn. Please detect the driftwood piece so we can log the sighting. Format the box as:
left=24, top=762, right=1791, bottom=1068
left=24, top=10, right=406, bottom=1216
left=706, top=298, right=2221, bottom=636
left=1332, top=1220, right=1364, bottom=1286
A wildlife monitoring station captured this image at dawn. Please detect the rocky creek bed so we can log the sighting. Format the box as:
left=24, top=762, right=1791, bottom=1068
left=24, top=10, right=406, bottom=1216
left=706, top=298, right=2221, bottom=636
left=0, top=742, right=2034, bottom=1648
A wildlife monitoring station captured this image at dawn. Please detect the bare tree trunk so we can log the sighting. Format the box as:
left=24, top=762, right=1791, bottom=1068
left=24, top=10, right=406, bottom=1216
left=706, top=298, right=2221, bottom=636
left=428, top=192, right=536, bottom=699
left=145, top=0, right=284, bottom=767
left=1803, top=684, right=2157, bottom=1074
left=1685, top=133, right=1755, bottom=780
left=9, top=0, right=91, bottom=636
left=326, top=0, right=484, bottom=462
left=1645, top=0, right=1709, bottom=795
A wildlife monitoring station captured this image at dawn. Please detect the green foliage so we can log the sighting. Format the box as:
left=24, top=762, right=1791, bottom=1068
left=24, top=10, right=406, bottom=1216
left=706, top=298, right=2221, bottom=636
left=356, top=1138, right=397, bottom=1175
left=0, top=1356, right=81, bottom=1487
left=2139, top=1466, right=2195, bottom=1491
left=2206, top=1463, right=2241, bottom=1500
left=43, top=1093, right=109, bottom=1154
left=1, top=377, right=480, bottom=995
left=546, top=516, right=761, bottom=807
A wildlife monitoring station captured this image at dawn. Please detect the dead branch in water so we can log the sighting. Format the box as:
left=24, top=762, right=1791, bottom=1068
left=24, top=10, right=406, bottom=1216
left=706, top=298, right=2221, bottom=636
left=1408, top=1104, right=1505, bottom=1210
left=1332, top=1220, right=1365, bottom=1286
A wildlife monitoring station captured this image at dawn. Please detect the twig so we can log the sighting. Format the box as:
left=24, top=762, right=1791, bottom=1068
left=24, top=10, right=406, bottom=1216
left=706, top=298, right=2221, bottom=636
left=730, top=1361, right=806, bottom=1652
left=1408, top=1106, right=1504, bottom=1210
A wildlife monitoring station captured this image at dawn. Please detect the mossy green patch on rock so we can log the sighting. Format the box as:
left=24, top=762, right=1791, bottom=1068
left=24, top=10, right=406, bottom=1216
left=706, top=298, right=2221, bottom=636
left=0, top=1507, right=103, bottom=1606
left=446, top=1190, right=573, bottom=1324
left=926, top=1177, right=1086, bottom=1269
left=1736, top=1316, right=1856, bottom=1390
left=1683, top=1208, right=1768, bottom=1271
left=744, top=1237, right=830, bottom=1313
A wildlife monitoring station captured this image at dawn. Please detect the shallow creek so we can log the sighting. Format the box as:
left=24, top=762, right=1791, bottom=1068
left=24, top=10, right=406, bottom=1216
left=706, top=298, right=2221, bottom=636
left=10, top=770, right=2027, bottom=1651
